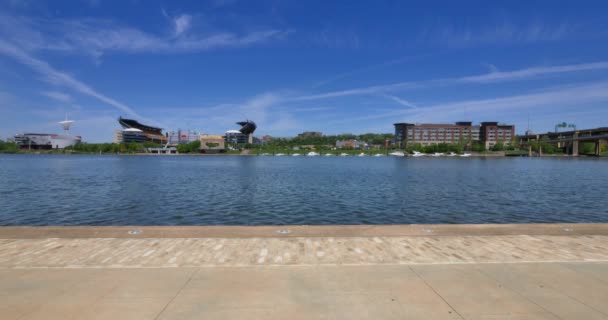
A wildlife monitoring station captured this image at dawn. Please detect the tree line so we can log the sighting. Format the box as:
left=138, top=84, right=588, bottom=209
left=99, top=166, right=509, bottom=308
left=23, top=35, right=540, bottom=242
left=0, top=140, right=19, bottom=153
left=265, top=133, right=395, bottom=148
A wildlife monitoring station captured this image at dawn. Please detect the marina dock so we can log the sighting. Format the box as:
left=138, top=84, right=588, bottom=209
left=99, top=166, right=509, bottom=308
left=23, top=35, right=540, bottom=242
left=1, top=224, right=608, bottom=319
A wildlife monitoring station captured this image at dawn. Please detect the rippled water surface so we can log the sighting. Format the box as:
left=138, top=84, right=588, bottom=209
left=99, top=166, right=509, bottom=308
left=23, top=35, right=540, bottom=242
left=0, top=154, right=607, bottom=225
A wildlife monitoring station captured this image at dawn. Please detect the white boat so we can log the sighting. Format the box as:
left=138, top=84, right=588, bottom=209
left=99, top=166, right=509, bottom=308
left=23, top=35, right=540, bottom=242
left=373, top=154, right=384, bottom=157
left=357, top=153, right=366, bottom=157
left=389, top=151, right=405, bottom=157
left=306, top=152, right=319, bottom=156
left=260, top=153, right=270, bottom=156
left=448, top=152, right=456, bottom=157
left=275, top=153, right=285, bottom=156
left=431, top=152, right=444, bottom=157
left=340, top=153, right=349, bottom=156
left=292, top=153, right=301, bottom=156
left=460, top=153, right=472, bottom=157
left=324, top=153, right=333, bottom=156
left=411, top=151, right=425, bottom=157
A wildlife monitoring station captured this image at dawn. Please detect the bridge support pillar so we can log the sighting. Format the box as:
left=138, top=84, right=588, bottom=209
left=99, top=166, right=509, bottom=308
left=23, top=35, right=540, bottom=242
left=572, top=140, right=579, bottom=156
left=571, top=132, right=579, bottom=156
left=528, top=145, right=532, bottom=157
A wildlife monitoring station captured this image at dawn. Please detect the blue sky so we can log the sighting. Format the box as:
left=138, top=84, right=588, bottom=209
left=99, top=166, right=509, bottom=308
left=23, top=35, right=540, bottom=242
left=1, top=0, right=608, bottom=142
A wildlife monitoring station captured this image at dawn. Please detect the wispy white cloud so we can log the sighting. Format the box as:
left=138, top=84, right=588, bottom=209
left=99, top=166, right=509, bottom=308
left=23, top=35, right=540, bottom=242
left=0, top=13, right=292, bottom=59
left=173, top=14, right=192, bottom=36
left=0, top=39, right=143, bottom=119
left=148, top=92, right=298, bottom=135
left=425, top=21, right=576, bottom=47
left=41, top=91, right=72, bottom=103
left=381, top=94, right=418, bottom=109
left=325, top=81, right=608, bottom=126
left=296, top=61, right=608, bottom=101
left=409, top=81, right=608, bottom=121
left=461, top=61, right=608, bottom=83
left=312, top=53, right=432, bottom=88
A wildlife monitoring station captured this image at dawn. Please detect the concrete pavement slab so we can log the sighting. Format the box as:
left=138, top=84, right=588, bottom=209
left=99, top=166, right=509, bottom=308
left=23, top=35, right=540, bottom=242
left=476, top=263, right=608, bottom=320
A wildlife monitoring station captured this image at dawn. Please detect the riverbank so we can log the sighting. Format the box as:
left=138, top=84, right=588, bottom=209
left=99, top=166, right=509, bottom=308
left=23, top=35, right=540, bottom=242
left=2, top=150, right=602, bottom=157
left=1, top=224, right=607, bottom=319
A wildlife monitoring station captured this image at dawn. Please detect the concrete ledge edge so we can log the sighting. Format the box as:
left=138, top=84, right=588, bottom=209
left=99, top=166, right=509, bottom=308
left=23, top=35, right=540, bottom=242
left=1, top=223, right=607, bottom=239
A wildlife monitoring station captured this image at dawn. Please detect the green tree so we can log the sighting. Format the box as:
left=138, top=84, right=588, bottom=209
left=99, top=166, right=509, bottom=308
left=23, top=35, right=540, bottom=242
left=491, top=141, right=505, bottom=151
left=580, top=142, right=595, bottom=155
left=177, top=140, right=200, bottom=153
left=0, top=140, right=19, bottom=153
left=471, top=141, right=486, bottom=152
left=177, top=143, right=191, bottom=153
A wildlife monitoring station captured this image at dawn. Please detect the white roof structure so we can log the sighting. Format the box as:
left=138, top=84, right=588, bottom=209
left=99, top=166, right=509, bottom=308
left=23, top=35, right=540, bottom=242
left=123, top=128, right=143, bottom=132
left=225, top=130, right=242, bottom=134
left=59, top=120, right=73, bottom=130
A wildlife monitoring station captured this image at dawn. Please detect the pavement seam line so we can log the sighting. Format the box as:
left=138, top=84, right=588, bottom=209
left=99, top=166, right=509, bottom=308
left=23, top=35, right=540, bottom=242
left=559, top=262, right=608, bottom=287
left=407, top=265, right=466, bottom=320
left=153, top=267, right=197, bottom=320
left=534, top=264, right=608, bottom=318
left=474, top=265, right=566, bottom=320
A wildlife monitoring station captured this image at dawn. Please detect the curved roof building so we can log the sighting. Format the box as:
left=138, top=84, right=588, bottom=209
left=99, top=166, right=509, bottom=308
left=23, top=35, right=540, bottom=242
left=237, top=120, right=257, bottom=135
left=118, top=117, right=163, bottom=134
left=118, top=117, right=166, bottom=143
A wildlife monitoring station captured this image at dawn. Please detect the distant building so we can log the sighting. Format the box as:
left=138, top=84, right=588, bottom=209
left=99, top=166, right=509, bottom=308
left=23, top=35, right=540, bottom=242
left=480, top=122, right=515, bottom=148
left=14, top=133, right=82, bottom=149
left=14, top=117, right=81, bottom=149
left=199, top=135, right=226, bottom=153
left=336, top=139, right=367, bottom=149
left=298, top=131, right=323, bottom=138
left=225, top=120, right=257, bottom=145
left=225, top=130, right=252, bottom=144
left=393, top=121, right=514, bottom=148
left=117, top=117, right=167, bottom=144
left=166, top=130, right=200, bottom=146
left=114, top=128, right=147, bottom=143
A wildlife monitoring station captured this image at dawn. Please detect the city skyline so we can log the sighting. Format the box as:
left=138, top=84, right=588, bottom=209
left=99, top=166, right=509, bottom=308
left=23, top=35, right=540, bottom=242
left=1, top=1, right=608, bottom=142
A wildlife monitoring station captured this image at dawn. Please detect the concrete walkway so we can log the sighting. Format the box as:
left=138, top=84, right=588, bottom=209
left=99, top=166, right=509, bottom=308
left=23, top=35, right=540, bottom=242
left=1, top=224, right=608, bottom=319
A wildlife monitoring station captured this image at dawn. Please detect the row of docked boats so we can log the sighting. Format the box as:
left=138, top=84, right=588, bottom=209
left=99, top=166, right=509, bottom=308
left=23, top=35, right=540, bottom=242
left=411, top=151, right=472, bottom=157
left=258, top=151, right=472, bottom=157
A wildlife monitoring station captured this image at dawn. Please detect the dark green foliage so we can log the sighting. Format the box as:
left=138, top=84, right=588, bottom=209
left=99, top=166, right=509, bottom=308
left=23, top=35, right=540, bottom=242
left=142, top=141, right=162, bottom=148
left=70, top=142, right=122, bottom=153
left=265, top=133, right=393, bottom=148
left=0, top=140, right=19, bottom=153
left=491, top=142, right=505, bottom=151
left=580, top=142, right=595, bottom=155
left=176, top=140, right=201, bottom=153
left=471, top=142, right=486, bottom=152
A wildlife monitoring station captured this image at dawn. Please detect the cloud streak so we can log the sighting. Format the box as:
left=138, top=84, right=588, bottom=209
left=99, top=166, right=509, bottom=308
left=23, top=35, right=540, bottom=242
left=381, top=94, right=418, bottom=109
left=0, top=13, right=291, bottom=59
left=0, top=39, right=143, bottom=119
left=324, top=81, right=608, bottom=125
left=296, top=61, right=608, bottom=101
left=425, top=22, right=576, bottom=47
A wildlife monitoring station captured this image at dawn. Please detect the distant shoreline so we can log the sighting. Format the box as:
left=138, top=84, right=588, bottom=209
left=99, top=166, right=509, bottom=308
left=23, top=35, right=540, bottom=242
left=0, top=151, right=593, bottom=157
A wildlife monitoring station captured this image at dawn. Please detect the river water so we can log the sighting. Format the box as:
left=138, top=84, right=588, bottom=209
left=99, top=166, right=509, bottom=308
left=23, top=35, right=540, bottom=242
left=0, top=154, right=606, bottom=225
